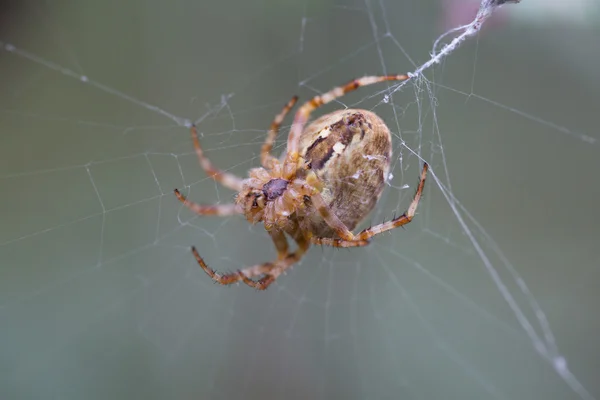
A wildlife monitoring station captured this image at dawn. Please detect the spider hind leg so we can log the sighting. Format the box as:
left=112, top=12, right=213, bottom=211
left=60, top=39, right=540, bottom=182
left=312, top=162, right=428, bottom=247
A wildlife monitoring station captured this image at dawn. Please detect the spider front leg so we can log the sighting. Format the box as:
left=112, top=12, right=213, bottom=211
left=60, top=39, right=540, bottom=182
left=261, top=96, right=298, bottom=169
left=312, top=163, right=428, bottom=248
left=191, top=229, right=309, bottom=290
left=174, top=189, right=241, bottom=216
left=188, top=124, right=244, bottom=192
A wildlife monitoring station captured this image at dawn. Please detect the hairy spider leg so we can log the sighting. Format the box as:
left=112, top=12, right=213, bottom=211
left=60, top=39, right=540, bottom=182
left=174, top=189, right=241, bottom=216
left=188, top=124, right=244, bottom=192
left=261, top=95, right=298, bottom=169
left=191, top=229, right=310, bottom=290
left=311, top=163, right=428, bottom=247
left=270, top=229, right=289, bottom=260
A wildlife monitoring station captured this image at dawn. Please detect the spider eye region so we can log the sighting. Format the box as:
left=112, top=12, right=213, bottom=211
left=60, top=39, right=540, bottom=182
left=262, top=178, right=289, bottom=201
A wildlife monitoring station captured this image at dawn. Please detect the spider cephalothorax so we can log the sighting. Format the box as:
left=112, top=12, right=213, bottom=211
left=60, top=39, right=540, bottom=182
left=174, top=74, right=428, bottom=290
left=236, top=159, right=315, bottom=230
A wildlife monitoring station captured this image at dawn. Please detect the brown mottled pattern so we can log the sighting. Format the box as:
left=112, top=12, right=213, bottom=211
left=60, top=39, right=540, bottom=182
left=297, top=109, right=391, bottom=236
left=304, top=113, right=360, bottom=170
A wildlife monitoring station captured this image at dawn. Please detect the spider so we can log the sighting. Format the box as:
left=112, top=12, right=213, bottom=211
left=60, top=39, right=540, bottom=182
left=174, top=74, right=428, bottom=290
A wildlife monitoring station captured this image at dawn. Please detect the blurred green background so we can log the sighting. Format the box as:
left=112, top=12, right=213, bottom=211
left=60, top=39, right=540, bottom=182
left=1, top=0, right=599, bottom=399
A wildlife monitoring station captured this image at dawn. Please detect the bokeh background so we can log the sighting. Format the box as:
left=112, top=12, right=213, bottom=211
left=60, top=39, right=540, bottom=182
left=1, top=0, right=599, bottom=399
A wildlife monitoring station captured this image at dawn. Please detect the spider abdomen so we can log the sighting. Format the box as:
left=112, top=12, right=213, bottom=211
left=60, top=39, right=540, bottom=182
left=297, top=109, right=392, bottom=236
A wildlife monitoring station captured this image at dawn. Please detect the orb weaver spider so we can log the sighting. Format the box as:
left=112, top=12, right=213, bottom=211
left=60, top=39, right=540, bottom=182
left=175, top=74, right=428, bottom=290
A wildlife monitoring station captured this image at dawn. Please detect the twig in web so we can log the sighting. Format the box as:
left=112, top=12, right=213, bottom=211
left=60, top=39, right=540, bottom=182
left=390, top=0, right=521, bottom=95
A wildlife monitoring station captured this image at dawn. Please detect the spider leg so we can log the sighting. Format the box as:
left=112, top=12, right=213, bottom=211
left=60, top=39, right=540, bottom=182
left=286, top=74, right=410, bottom=159
left=189, top=124, right=244, bottom=192
left=310, top=237, right=369, bottom=248
left=311, top=163, right=428, bottom=248
left=190, top=230, right=310, bottom=290
left=261, top=96, right=298, bottom=169
left=269, top=229, right=289, bottom=260
left=241, top=232, right=310, bottom=290
left=174, top=189, right=241, bottom=216
left=191, top=246, right=273, bottom=286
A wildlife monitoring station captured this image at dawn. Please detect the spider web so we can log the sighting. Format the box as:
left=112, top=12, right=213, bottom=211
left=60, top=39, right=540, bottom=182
left=1, top=0, right=599, bottom=399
